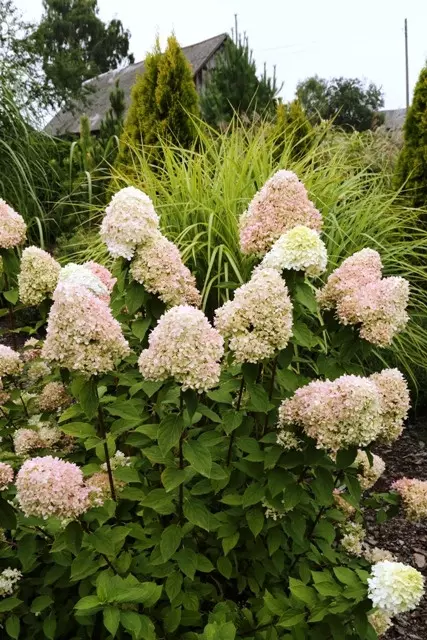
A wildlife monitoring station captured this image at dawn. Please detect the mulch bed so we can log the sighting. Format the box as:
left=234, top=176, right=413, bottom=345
left=366, top=417, right=427, bottom=639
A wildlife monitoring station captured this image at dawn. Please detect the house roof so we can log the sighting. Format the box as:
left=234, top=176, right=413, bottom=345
left=45, top=33, right=228, bottom=136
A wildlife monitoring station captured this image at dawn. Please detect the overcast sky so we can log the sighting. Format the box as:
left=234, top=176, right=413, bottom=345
left=15, top=0, right=427, bottom=109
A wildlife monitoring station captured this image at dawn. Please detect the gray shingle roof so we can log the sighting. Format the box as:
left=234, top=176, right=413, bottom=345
left=381, top=108, right=407, bottom=131
left=45, top=33, right=228, bottom=136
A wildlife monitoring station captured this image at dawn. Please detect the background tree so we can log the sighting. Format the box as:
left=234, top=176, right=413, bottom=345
left=201, top=28, right=280, bottom=128
left=273, top=99, right=313, bottom=161
left=155, top=34, right=200, bottom=147
left=396, top=67, right=427, bottom=207
left=33, top=0, right=134, bottom=109
left=0, top=0, right=46, bottom=116
left=297, top=75, right=384, bottom=131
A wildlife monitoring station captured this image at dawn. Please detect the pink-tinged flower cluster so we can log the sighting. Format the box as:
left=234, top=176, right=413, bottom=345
left=130, top=232, right=201, bottom=307
left=317, top=248, right=409, bottom=347
left=392, top=478, right=427, bottom=522
left=38, top=382, right=72, bottom=413
left=57, top=263, right=110, bottom=302
left=139, top=305, right=224, bottom=391
left=364, top=547, right=396, bottom=564
left=0, top=346, right=22, bottom=377
left=16, top=455, right=91, bottom=520
left=214, top=268, right=293, bottom=363
left=86, top=472, right=124, bottom=503
left=0, top=199, right=27, bottom=248
left=18, top=247, right=60, bottom=306
left=0, top=462, right=14, bottom=490
left=370, top=369, right=410, bottom=443
left=42, top=284, right=130, bottom=375
left=13, top=425, right=63, bottom=456
left=239, top=170, right=322, bottom=256
left=21, top=338, right=41, bottom=363
left=279, top=374, right=382, bottom=452
left=355, top=450, right=386, bottom=490
left=100, top=187, right=160, bottom=259
left=369, top=610, right=393, bottom=637
left=84, top=261, right=116, bottom=295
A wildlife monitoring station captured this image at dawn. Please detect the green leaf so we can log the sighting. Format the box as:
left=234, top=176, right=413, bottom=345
left=125, top=282, right=147, bottom=315
left=294, top=283, right=317, bottom=313
left=311, top=468, right=334, bottom=506
left=183, top=440, right=212, bottom=477
left=220, top=493, right=243, bottom=506
left=246, top=508, right=264, bottom=538
left=183, top=389, right=198, bottom=419
left=132, top=317, right=151, bottom=341
left=278, top=612, right=306, bottom=628
left=80, top=378, right=99, bottom=419
left=292, top=322, right=317, bottom=348
left=120, top=611, right=142, bottom=639
left=30, top=595, right=53, bottom=613
left=222, top=532, right=239, bottom=556
left=276, top=367, right=300, bottom=392
left=3, top=290, right=18, bottom=304
left=207, top=389, right=233, bottom=404
left=165, top=572, right=183, bottom=602
left=103, top=606, right=120, bottom=637
left=0, top=598, right=21, bottom=613
left=183, top=498, right=212, bottom=531
left=221, top=410, right=243, bottom=435
left=0, top=498, right=17, bottom=530
left=161, top=467, right=188, bottom=492
left=345, top=473, right=362, bottom=502
left=160, top=525, right=183, bottom=562
left=289, top=577, right=317, bottom=606
left=217, top=556, right=232, bottom=579
left=242, top=483, right=264, bottom=508
left=114, top=583, right=162, bottom=606
left=333, top=567, right=360, bottom=587
left=74, top=595, right=102, bottom=614
left=246, top=382, right=270, bottom=412
left=140, top=489, right=175, bottom=515
left=43, top=615, right=57, bottom=640
left=60, top=422, right=97, bottom=438
left=5, top=615, right=20, bottom=639
left=336, top=448, right=358, bottom=469
left=158, top=414, right=184, bottom=456
left=175, top=548, right=197, bottom=580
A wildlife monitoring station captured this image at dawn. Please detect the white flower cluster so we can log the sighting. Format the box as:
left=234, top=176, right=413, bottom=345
left=58, top=264, right=109, bottom=300
left=368, top=561, right=425, bottom=615
left=0, top=568, right=22, bottom=597
left=340, top=521, right=365, bottom=556
left=101, top=450, right=131, bottom=472
left=259, top=225, right=327, bottom=276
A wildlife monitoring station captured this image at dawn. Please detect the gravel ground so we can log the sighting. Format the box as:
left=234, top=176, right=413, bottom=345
left=366, top=418, right=427, bottom=639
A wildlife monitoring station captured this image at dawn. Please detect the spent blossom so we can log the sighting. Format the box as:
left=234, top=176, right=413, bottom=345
left=276, top=430, right=302, bottom=451
left=0, top=345, right=22, bottom=377
left=0, top=463, right=14, bottom=490
left=42, top=284, right=130, bottom=375
left=364, top=547, right=396, bottom=564
left=340, top=521, right=365, bottom=556
left=38, top=382, right=72, bottom=413
left=16, top=455, right=91, bottom=520
left=139, top=305, right=224, bottom=392
left=18, top=247, right=60, bottom=306
left=100, top=186, right=160, bottom=259
left=355, top=450, right=386, bottom=490
left=370, top=369, right=410, bottom=443
left=0, top=568, right=22, bottom=597
left=130, top=232, right=201, bottom=307
left=239, top=170, right=322, bottom=255
left=214, top=268, right=293, bottom=363
left=13, top=425, right=63, bottom=456
left=392, top=478, right=427, bottom=522
left=278, top=374, right=382, bottom=452
left=0, top=199, right=26, bottom=248
left=259, top=225, right=327, bottom=276
left=368, top=561, right=425, bottom=615
left=368, top=610, right=393, bottom=637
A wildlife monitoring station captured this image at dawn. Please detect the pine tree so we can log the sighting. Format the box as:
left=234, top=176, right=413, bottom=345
left=155, top=35, right=199, bottom=147
left=99, top=80, right=126, bottom=143
left=273, top=99, right=313, bottom=162
left=396, top=67, right=427, bottom=207
left=201, top=28, right=279, bottom=128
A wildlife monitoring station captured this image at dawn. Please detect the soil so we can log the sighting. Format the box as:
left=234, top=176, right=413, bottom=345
left=366, top=417, right=427, bottom=639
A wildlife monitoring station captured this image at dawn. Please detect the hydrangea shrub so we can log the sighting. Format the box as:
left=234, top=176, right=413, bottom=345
left=0, top=183, right=423, bottom=640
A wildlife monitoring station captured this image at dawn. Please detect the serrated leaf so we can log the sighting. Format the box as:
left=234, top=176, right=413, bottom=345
left=183, top=440, right=212, bottom=477
left=132, top=317, right=151, bottom=340
left=158, top=414, right=184, bottom=456
left=30, top=595, right=53, bottom=613
left=217, top=556, right=232, bottom=579
left=278, top=612, right=306, bottom=628
left=242, top=483, right=264, bottom=508
left=175, top=548, right=198, bottom=580
left=160, top=525, right=183, bottom=562
left=222, top=532, right=239, bottom=556
left=140, top=489, right=175, bottom=515
left=43, top=615, right=56, bottom=640
left=74, top=595, right=102, bottom=614
left=60, top=422, right=97, bottom=438
left=5, top=615, right=19, bottom=639
left=246, top=508, right=264, bottom=538
left=165, top=572, right=182, bottom=602
left=183, top=498, right=212, bottom=531
left=103, top=606, right=120, bottom=637
left=289, top=577, right=317, bottom=606
left=161, top=467, right=189, bottom=492
left=4, top=290, right=18, bottom=304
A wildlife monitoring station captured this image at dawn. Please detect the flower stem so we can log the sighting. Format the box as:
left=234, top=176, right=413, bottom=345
left=97, top=404, right=116, bottom=501
left=263, top=356, right=278, bottom=434
left=227, top=375, right=245, bottom=466
left=178, top=390, right=184, bottom=521
left=3, top=272, right=17, bottom=350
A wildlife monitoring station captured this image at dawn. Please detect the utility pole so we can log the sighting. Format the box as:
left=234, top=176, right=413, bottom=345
left=405, top=18, right=409, bottom=109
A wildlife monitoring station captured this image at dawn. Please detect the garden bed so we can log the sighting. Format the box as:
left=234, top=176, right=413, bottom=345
left=368, top=417, right=427, bottom=639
